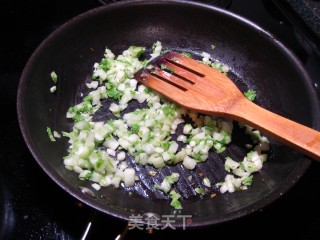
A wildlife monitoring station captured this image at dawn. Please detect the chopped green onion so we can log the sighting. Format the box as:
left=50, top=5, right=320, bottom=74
left=154, top=173, right=179, bottom=194
left=244, top=89, right=257, bottom=101
left=47, top=127, right=56, bottom=142
left=128, top=46, right=145, bottom=58
left=50, top=71, right=57, bottom=83
left=106, top=82, right=122, bottom=100
left=170, top=190, right=182, bottom=209
left=242, top=175, right=253, bottom=186
left=195, top=187, right=205, bottom=195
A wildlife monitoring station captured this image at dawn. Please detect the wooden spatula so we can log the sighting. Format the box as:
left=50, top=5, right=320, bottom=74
left=134, top=51, right=320, bottom=161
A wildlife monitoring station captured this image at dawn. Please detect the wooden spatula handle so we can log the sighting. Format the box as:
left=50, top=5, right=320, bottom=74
left=231, top=99, right=320, bottom=160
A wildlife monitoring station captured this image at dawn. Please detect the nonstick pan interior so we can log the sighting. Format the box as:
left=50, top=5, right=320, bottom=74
left=17, top=1, right=320, bottom=228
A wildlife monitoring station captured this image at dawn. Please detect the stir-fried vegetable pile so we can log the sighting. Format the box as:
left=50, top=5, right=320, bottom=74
left=48, top=41, right=269, bottom=209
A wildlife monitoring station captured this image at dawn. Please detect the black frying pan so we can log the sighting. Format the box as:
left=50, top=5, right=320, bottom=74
left=17, top=0, right=320, bottom=228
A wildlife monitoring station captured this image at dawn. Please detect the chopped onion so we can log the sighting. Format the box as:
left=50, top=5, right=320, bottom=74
left=123, top=168, right=135, bottom=187
left=57, top=42, right=270, bottom=211
left=183, top=156, right=197, bottom=170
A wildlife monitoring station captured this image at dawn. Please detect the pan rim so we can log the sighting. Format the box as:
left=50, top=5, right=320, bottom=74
left=16, top=0, right=318, bottom=228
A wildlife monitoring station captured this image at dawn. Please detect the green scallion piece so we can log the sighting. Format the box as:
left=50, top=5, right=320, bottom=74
left=51, top=71, right=57, bottom=84
left=47, top=127, right=56, bottom=142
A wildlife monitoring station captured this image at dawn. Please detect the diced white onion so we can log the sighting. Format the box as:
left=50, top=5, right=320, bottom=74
left=123, top=168, right=136, bottom=187
left=183, top=156, right=197, bottom=170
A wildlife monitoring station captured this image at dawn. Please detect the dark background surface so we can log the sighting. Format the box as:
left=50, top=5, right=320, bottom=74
left=1, top=0, right=320, bottom=239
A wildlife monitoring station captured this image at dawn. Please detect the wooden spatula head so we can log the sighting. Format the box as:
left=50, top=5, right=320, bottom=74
left=135, top=52, right=245, bottom=117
